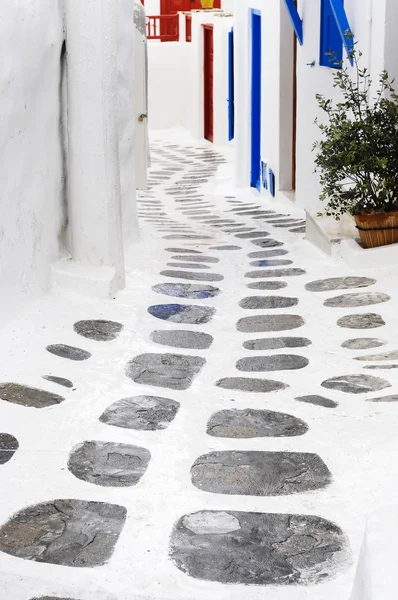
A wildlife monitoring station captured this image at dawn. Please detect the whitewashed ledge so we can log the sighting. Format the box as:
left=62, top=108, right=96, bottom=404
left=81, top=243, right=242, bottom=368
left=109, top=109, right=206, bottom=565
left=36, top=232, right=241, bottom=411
left=350, top=506, right=398, bottom=600
left=306, top=210, right=398, bottom=269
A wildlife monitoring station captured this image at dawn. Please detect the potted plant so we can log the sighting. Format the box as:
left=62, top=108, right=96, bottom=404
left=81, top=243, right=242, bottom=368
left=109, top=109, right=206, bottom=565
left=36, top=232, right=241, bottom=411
left=313, top=46, right=398, bottom=248
left=201, top=0, right=214, bottom=8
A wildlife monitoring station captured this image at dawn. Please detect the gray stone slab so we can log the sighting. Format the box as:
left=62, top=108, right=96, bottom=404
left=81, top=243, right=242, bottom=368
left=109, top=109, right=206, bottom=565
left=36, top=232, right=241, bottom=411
left=342, top=338, right=386, bottom=350
left=46, top=344, right=91, bottom=361
left=152, top=283, right=220, bottom=299
left=237, top=355, right=309, bottom=372
left=248, top=249, right=289, bottom=258
left=42, top=376, right=74, bottom=389
left=163, top=235, right=212, bottom=240
left=68, top=441, right=151, bottom=487
left=363, top=365, right=398, bottom=370
left=165, top=248, right=202, bottom=254
left=148, top=304, right=216, bottom=324
left=366, top=395, right=398, bottom=402
left=244, top=337, right=311, bottom=350
left=100, top=395, right=180, bottom=430
left=151, top=330, right=213, bottom=349
left=126, top=353, right=206, bottom=390
left=324, top=292, right=390, bottom=308
left=31, top=597, right=77, bottom=600
left=237, top=314, right=304, bottom=333
left=167, top=262, right=209, bottom=270
left=239, top=296, right=298, bottom=310
left=337, top=313, right=385, bottom=329
left=235, top=232, right=270, bottom=239
left=170, top=510, right=348, bottom=585
left=171, top=255, right=219, bottom=263
left=0, top=383, right=64, bottom=409
left=0, top=433, right=19, bottom=465
left=321, top=374, right=391, bottom=394
left=305, top=277, right=376, bottom=292
left=247, top=281, right=288, bottom=290
left=250, top=259, right=293, bottom=267
left=290, top=226, right=306, bottom=233
left=207, top=409, right=308, bottom=438
left=0, top=499, right=126, bottom=567
left=209, top=245, right=242, bottom=250
left=296, top=395, right=338, bottom=408
left=215, top=377, right=288, bottom=393
left=246, top=269, right=306, bottom=279
left=160, top=270, right=223, bottom=282
left=251, top=239, right=284, bottom=248
left=354, top=350, right=398, bottom=362
left=191, top=451, right=331, bottom=496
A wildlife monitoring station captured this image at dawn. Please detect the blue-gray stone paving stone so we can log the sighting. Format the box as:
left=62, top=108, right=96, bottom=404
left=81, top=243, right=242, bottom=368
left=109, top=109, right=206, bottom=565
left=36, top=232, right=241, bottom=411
left=236, top=355, right=309, bottom=372
left=237, top=314, right=304, bottom=333
left=73, top=320, right=123, bottom=341
left=239, top=296, right=298, bottom=310
left=209, top=245, right=242, bottom=250
left=248, top=249, right=289, bottom=258
left=165, top=248, right=202, bottom=254
left=247, top=281, right=288, bottom=290
left=152, top=283, right=220, bottom=299
left=170, top=510, right=349, bottom=585
left=42, top=376, right=74, bottom=389
left=171, top=255, right=219, bottom=263
left=215, top=377, right=288, bottom=393
left=150, top=330, right=213, bottom=349
left=206, top=409, right=308, bottom=438
left=160, top=270, right=224, bottom=282
left=250, top=239, right=284, bottom=248
left=249, top=259, right=293, bottom=267
left=305, top=277, right=376, bottom=292
left=190, top=451, right=331, bottom=496
left=235, top=232, right=270, bottom=239
left=245, top=269, right=306, bottom=279
left=100, top=395, right=180, bottom=430
left=296, top=395, right=338, bottom=408
left=0, top=433, right=19, bottom=465
left=166, top=262, right=209, bottom=270
left=46, top=344, right=91, bottom=361
left=323, top=292, right=390, bottom=308
left=321, top=374, right=391, bottom=394
left=244, top=337, right=312, bottom=350
left=0, top=383, right=64, bottom=408
left=337, top=313, right=385, bottom=329
left=0, top=499, right=126, bottom=567
left=342, top=338, right=386, bottom=350
left=366, top=395, right=398, bottom=402
left=67, top=441, right=151, bottom=487
left=148, top=304, right=216, bottom=324
left=126, top=353, right=206, bottom=390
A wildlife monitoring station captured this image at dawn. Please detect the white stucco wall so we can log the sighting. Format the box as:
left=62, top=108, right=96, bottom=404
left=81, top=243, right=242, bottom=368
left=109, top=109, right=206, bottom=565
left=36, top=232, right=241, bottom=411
left=148, top=11, right=233, bottom=146
left=0, top=0, right=65, bottom=327
left=233, top=0, right=398, bottom=216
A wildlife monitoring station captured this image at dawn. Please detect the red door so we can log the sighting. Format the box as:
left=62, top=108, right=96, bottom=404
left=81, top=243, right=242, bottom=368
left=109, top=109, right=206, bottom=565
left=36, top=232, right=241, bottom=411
left=203, top=25, right=214, bottom=142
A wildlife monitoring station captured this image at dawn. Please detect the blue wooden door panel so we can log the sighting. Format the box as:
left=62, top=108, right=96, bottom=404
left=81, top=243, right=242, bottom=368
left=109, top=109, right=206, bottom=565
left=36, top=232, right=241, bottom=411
left=228, top=28, right=235, bottom=141
left=250, top=11, right=261, bottom=190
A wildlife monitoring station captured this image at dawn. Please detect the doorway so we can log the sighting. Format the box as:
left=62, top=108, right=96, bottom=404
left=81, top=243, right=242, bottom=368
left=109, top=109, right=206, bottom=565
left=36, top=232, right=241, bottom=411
left=203, top=25, right=214, bottom=142
left=250, top=9, right=262, bottom=190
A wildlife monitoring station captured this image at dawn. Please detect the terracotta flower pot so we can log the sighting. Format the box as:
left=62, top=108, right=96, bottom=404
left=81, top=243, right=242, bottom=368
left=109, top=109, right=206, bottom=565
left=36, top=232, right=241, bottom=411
left=201, top=0, right=214, bottom=8
left=354, top=211, right=398, bottom=248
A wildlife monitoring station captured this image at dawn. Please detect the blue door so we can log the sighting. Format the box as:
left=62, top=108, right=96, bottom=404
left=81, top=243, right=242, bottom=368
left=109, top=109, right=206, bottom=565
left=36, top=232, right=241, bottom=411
left=228, top=28, right=235, bottom=141
left=250, top=10, right=262, bottom=190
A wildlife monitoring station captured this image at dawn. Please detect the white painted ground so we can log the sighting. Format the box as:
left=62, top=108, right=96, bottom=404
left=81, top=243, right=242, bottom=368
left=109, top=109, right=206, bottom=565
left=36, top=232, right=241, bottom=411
left=1, top=130, right=398, bottom=600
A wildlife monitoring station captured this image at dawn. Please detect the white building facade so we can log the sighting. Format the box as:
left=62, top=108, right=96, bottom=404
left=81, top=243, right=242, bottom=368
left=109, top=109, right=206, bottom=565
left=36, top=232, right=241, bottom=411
left=233, top=0, right=398, bottom=242
left=0, top=0, right=144, bottom=326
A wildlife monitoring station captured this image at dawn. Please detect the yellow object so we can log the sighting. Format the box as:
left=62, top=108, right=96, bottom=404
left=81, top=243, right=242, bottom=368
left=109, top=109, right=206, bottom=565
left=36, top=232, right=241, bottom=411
left=201, top=0, right=214, bottom=8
